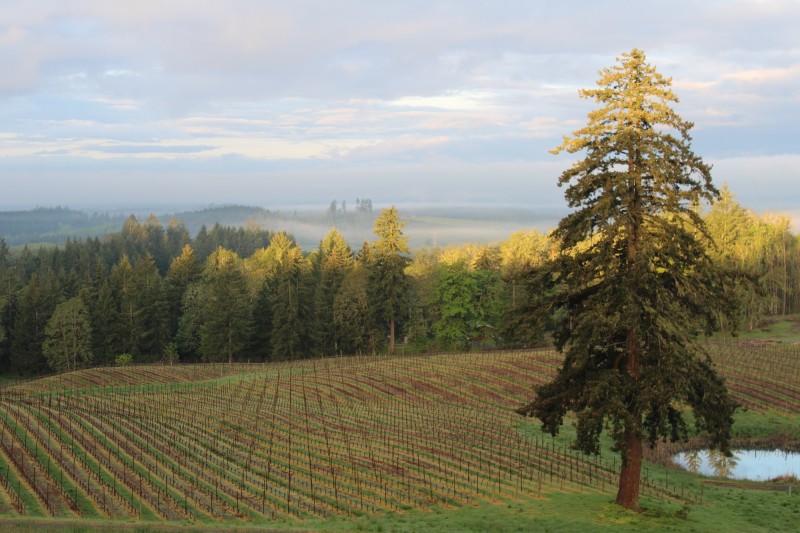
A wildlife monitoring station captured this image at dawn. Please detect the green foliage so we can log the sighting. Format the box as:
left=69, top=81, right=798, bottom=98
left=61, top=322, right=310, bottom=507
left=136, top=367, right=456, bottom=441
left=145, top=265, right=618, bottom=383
left=89, top=278, right=118, bottom=365
left=0, top=207, right=122, bottom=246
left=200, top=247, right=252, bottom=363
left=11, top=270, right=60, bottom=373
left=165, top=244, right=199, bottom=339
left=517, top=49, right=737, bottom=509
left=704, top=186, right=797, bottom=330
left=270, top=242, right=313, bottom=360
left=368, top=207, right=411, bottom=354
left=176, top=284, right=203, bottom=358
left=0, top=189, right=798, bottom=375
left=433, top=261, right=503, bottom=350
left=132, top=253, right=169, bottom=361
left=114, top=352, right=133, bottom=366
left=42, top=296, right=92, bottom=372
left=0, top=296, right=7, bottom=346
left=162, top=341, right=179, bottom=365
left=109, top=255, right=138, bottom=355
left=333, top=264, right=376, bottom=355
left=371, top=205, right=410, bottom=256
left=313, top=228, right=354, bottom=356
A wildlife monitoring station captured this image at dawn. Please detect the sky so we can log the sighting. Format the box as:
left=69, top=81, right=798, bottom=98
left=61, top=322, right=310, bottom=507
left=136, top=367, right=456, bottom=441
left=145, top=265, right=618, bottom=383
left=0, top=0, right=798, bottom=219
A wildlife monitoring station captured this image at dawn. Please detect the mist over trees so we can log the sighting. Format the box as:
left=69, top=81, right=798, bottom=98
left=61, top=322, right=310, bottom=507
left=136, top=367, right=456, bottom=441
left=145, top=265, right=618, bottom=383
left=0, top=191, right=797, bottom=375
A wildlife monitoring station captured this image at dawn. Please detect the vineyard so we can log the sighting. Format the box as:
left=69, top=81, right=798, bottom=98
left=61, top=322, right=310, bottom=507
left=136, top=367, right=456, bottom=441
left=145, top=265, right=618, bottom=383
left=0, top=341, right=796, bottom=528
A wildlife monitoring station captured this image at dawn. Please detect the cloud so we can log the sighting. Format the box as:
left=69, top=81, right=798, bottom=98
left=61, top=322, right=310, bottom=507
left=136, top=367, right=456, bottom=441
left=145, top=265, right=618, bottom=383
left=91, top=143, right=214, bottom=154
left=722, top=65, right=800, bottom=84
left=0, top=1, right=796, bottom=213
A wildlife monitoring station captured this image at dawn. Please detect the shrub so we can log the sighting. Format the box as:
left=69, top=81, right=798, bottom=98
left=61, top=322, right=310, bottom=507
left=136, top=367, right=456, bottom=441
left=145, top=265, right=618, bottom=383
left=115, top=353, right=133, bottom=366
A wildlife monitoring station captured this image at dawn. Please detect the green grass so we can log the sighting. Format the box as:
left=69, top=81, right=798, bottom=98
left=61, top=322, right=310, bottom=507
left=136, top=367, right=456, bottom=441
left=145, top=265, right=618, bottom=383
left=316, top=489, right=800, bottom=533
left=0, top=487, right=797, bottom=533
left=729, top=409, right=800, bottom=442
left=722, top=314, right=800, bottom=343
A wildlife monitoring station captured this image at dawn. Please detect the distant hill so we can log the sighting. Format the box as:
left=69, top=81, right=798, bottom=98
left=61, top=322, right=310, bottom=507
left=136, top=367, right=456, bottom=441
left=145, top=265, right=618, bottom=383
left=0, top=207, right=123, bottom=246
left=1, top=203, right=560, bottom=249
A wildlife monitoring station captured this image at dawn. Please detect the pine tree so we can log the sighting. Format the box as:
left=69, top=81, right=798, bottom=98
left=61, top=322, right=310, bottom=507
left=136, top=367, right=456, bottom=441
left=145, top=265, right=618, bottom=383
left=0, top=241, right=16, bottom=370
left=368, top=206, right=410, bottom=355
left=333, top=263, right=376, bottom=355
left=165, top=218, right=192, bottom=263
left=516, top=49, right=737, bottom=511
left=313, top=228, right=354, bottom=355
left=165, top=244, right=200, bottom=339
left=248, top=279, right=274, bottom=360
left=110, top=255, right=138, bottom=357
left=176, top=283, right=204, bottom=359
left=11, top=270, right=61, bottom=373
left=42, top=296, right=93, bottom=372
left=200, top=247, right=252, bottom=363
left=133, top=254, right=168, bottom=361
left=270, top=245, right=311, bottom=359
left=91, top=278, right=119, bottom=365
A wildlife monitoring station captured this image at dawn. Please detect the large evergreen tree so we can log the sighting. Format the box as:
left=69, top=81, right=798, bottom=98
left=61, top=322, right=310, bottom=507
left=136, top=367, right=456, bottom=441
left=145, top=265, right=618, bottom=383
left=368, top=206, right=410, bottom=355
left=165, top=244, right=200, bottom=340
left=333, top=263, right=376, bottom=355
left=516, top=49, right=737, bottom=511
left=312, top=228, right=354, bottom=356
left=200, top=247, right=252, bottom=363
left=11, top=270, right=61, bottom=373
left=42, top=296, right=93, bottom=372
left=133, top=254, right=168, bottom=361
left=270, top=244, right=312, bottom=360
left=90, top=278, right=119, bottom=365
left=110, top=255, right=138, bottom=357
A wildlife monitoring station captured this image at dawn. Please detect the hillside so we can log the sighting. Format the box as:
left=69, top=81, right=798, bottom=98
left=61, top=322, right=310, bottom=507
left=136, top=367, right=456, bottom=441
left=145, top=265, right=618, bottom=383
left=0, top=343, right=796, bottom=531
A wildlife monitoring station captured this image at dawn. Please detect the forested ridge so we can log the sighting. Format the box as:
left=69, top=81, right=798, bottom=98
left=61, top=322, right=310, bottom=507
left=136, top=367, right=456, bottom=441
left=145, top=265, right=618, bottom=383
left=0, top=188, right=796, bottom=375
left=0, top=203, right=373, bottom=248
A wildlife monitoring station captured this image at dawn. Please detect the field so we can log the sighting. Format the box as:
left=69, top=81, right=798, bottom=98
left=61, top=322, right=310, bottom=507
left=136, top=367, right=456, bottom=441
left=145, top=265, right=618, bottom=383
left=0, top=337, right=797, bottom=532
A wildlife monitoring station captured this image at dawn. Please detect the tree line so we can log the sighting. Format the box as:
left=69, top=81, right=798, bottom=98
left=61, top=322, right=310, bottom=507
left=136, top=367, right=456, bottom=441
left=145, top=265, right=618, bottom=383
left=0, top=192, right=796, bottom=375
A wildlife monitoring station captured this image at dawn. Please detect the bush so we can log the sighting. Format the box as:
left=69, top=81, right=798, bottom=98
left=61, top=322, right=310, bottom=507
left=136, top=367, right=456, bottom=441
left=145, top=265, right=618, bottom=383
left=162, top=342, right=179, bottom=365
left=115, top=353, right=133, bottom=366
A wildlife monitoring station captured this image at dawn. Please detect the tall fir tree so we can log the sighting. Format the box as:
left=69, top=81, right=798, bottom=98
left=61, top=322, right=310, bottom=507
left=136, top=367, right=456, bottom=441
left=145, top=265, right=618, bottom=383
left=42, top=296, right=93, bottom=372
left=91, top=277, right=119, bottom=365
left=165, top=244, right=200, bottom=340
left=516, top=49, right=737, bottom=510
left=312, top=228, right=354, bottom=355
left=248, top=278, right=274, bottom=361
left=333, top=263, right=376, bottom=355
left=368, top=206, right=410, bottom=355
left=10, top=270, right=61, bottom=373
left=110, top=255, right=138, bottom=357
left=133, top=254, right=169, bottom=361
left=270, top=244, right=312, bottom=359
left=200, top=247, right=252, bottom=363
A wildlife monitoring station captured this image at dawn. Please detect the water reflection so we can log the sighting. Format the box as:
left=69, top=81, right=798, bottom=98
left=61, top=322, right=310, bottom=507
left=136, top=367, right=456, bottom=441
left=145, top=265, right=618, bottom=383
left=674, top=449, right=799, bottom=480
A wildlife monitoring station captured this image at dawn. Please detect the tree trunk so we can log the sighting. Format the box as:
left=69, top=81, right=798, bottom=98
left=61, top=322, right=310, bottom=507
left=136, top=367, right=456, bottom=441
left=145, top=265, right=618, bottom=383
left=228, top=327, right=233, bottom=364
left=617, top=327, right=643, bottom=510
left=615, top=423, right=643, bottom=510
left=615, top=157, right=644, bottom=511
left=388, top=319, right=395, bottom=355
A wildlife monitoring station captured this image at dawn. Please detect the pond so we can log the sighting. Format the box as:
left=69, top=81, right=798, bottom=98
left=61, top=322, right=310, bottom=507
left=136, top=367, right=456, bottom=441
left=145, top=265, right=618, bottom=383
left=673, top=449, right=800, bottom=481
